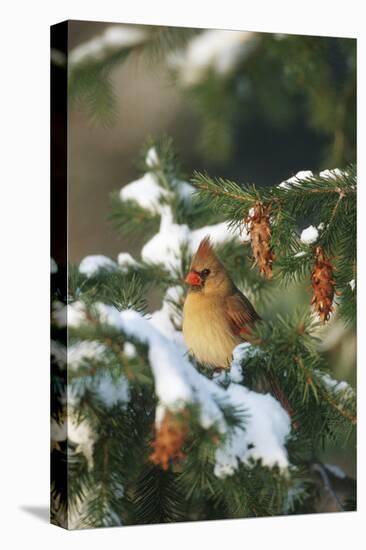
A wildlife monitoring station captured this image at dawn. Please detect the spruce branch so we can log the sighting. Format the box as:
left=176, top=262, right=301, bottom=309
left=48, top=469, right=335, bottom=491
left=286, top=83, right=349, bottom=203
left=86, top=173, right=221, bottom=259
left=192, top=166, right=356, bottom=323
left=52, top=138, right=356, bottom=526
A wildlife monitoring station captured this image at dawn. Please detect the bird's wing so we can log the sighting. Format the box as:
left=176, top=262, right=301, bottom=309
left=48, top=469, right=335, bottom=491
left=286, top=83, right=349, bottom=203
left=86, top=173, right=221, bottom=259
left=226, top=290, right=260, bottom=339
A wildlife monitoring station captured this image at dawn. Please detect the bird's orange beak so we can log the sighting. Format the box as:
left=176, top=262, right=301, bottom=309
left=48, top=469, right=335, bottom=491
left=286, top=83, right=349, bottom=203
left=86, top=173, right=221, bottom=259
left=185, top=271, right=202, bottom=286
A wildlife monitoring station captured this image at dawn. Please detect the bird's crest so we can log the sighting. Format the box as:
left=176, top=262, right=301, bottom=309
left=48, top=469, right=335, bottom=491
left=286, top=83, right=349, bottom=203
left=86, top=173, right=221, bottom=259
left=191, top=236, right=221, bottom=270
left=196, top=236, right=214, bottom=258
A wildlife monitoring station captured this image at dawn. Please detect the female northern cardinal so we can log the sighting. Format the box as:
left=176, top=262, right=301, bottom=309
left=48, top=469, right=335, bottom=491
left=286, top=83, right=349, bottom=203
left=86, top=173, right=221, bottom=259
left=182, top=237, right=260, bottom=369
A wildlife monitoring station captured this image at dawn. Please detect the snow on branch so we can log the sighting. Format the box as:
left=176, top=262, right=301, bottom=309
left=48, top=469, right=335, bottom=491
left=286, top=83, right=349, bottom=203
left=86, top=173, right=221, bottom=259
left=315, top=370, right=354, bottom=401
left=120, top=172, right=171, bottom=215
left=168, top=30, right=257, bottom=86
left=300, top=225, right=319, bottom=245
left=79, top=255, right=117, bottom=277
left=60, top=283, right=290, bottom=478
left=119, top=147, right=196, bottom=214
left=214, top=384, right=290, bottom=477
left=69, top=25, right=147, bottom=67
left=92, top=292, right=291, bottom=478
left=140, top=205, right=245, bottom=274
left=118, top=148, right=248, bottom=274
left=52, top=415, right=96, bottom=470
left=278, top=170, right=314, bottom=190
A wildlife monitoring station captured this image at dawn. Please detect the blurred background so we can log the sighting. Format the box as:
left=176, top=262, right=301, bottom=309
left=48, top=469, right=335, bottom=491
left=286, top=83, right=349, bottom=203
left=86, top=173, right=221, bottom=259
left=56, top=21, right=356, bottom=475
left=65, top=22, right=356, bottom=261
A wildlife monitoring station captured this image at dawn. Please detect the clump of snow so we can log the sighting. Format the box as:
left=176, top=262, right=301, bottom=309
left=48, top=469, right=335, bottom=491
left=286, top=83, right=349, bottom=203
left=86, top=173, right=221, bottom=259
left=120, top=168, right=195, bottom=214
left=324, top=463, right=346, bottom=479
left=95, top=374, right=130, bottom=408
left=51, top=339, right=67, bottom=367
left=214, top=385, right=290, bottom=477
left=68, top=415, right=96, bottom=470
left=146, top=147, right=159, bottom=168
left=150, top=286, right=184, bottom=339
left=320, top=374, right=350, bottom=394
left=120, top=172, right=170, bottom=215
left=98, top=304, right=196, bottom=411
left=175, top=180, right=196, bottom=202
left=294, top=251, right=306, bottom=258
left=53, top=301, right=87, bottom=328
left=141, top=206, right=190, bottom=273
left=228, top=343, right=252, bottom=383
left=79, top=255, right=117, bottom=277
left=169, top=30, right=257, bottom=86
left=279, top=167, right=348, bottom=190
left=95, top=303, right=291, bottom=477
left=349, top=279, right=355, bottom=291
left=278, top=170, right=313, bottom=190
left=300, top=225, right=319, bottom=245
left=69, top=25, right=147, bottom=66
left=319, top=168, right=345, bottom=180
left=52, top=415, right=96, bottom=470
left=315, top=370, right=354, bottom=399
left=141, top=205, right=244, bottom=274
left=103, top=26, right=146, bottom=48
left=67, top=340, right=130, bottom=409
left=190, top=219, right=247, bottom=247
left=67, top=302, right=88, bottom=328
left=68, top=341, right=107, bottom=370
left=51, top=257, right=58, bottom=274
left=123, top=342, right=137, bottom=358
left=117, top=252, right=139, bottom=272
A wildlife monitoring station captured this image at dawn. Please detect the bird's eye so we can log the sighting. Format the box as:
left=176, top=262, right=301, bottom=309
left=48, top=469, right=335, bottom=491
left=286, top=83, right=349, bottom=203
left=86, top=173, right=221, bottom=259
left=201, top=269, right=211, bottom=278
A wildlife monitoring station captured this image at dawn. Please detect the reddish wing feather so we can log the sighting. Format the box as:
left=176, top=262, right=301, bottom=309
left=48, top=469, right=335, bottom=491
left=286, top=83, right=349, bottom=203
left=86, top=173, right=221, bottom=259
left=226, top=291, right=260, bottom=338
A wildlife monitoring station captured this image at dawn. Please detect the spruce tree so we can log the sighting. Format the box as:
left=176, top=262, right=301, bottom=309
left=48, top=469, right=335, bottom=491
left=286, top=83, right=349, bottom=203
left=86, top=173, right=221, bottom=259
left=51, top=139, right=356, bottom=529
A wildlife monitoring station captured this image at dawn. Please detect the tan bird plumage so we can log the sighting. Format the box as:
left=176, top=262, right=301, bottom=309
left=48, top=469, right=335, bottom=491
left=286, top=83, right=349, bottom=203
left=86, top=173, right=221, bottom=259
left=182, top=237, right=260, bottom=369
